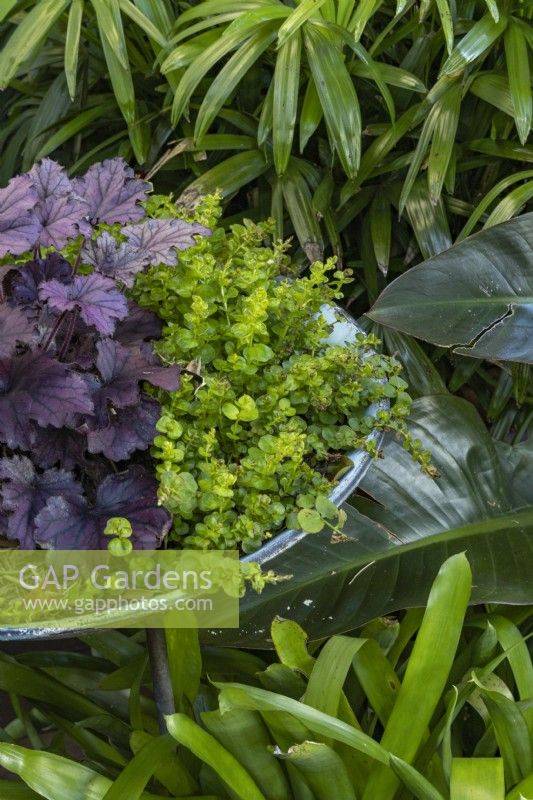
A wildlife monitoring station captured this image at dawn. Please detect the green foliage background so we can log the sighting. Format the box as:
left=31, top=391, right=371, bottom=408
left=2, top=0, right=532, bottom=438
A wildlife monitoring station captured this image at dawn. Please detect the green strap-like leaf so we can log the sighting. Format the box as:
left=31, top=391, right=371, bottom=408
left=427, top=81, right=462, bottom=205
left=304, top=24, right=361, bottom=178
left=91, top=0, right=129, bottom=69
left=179, top=150, right=267, bottom=201
left=504, top=20, right=532, bottom=146
left=166, top=713, right=267, bottom=800
left=194, top=23, right=277, bottom=141
left=273, top=31, right=301, bottom=175
left=440, top=13, right=508, bottom=76
left=274, top=741, right=357, bottom=800
left=277, top=0, right=327, bottom=47
left=0, top=0, right=70, bottom=88
left=299, top=77, right=323, bottom=153
left=168, top=26, right=258, bottom=125
left=117, top=0, right=168, bottom=47
left=202, top=709, right=291, bottom=799
left=361, top=554, right=472, bottom=800
left=389, top=754, right=446, bottom=800
left=101, top=735, right=177, bottom=800
left=64, top=0, right=84, bottom=101
left=217, top=683, right=390, bottom=765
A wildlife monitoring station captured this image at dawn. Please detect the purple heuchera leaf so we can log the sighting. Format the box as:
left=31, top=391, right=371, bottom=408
left=0, top=174, right=41, bottom=257
left=82, top=231, right=149, bottom=287
left=98, top=338, right=178, bottom=407
left=72, top=158, right=151, bottom=225
left=0, top=306, right=37, bottom=357
left=40, top=273, right=128, bottom=335
left=31, top=425, right=87, bottom=470
left=35, top=466, right=171, bottom=549
left=0, top=455, right=82, bottom=549
left=87, top=397, right=160, bottom=461
left=34, top=193, right=89, bottom=249
left=29, top=158, right=71, bottom=201
left=124, top=217, right=209, bottom=265
left=114, top=301, right=162, bottom=347
left=84, top=339, right=178, bottom=425
left=30, top=159, right=89, bottom=246
left=12, top=254, right=72, bottom=305
left=0, top=351, right=93, bottom=449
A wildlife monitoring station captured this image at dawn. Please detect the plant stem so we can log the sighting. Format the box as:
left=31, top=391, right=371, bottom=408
left=58, top=309, right=78, bottom=360
left=146, top=628, right=175, bottom=733
left=41, top=311, right=67, bottom=351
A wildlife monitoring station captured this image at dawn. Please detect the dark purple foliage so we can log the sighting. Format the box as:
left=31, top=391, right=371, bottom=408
left=0, top=456, right=82, bottom=549
left=89, top=338, right=179, bottom=425
left=30, top=159, right=89, bottom=248
left=72, top=158, right=150, bottom=225
left=0, top=175, right=40, bottom=257
left=40, top=274, right=128, bottom=335
left=34, top=466, right=171, bottom=550
left=12, top=254, right=72, bottom=305
left=0, top=351, right=93, bottom=449
left=82, top=231, right=149, bottom=287
left=0, top=307, right=37, bottom=357
left=124, top=217, right=210, bottom=265
left=87, top=398, right=161, bottom=461
left=31, top=425, right=87, bottom=470
left=0, top=157, right=209, bottom=549
left=114, top=302, right=162, bottom=347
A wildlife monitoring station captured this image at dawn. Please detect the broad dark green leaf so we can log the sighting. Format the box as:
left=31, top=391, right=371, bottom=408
left=217, top=395, right=533, bottom=646
left=369, top=213, right=533, bottom=362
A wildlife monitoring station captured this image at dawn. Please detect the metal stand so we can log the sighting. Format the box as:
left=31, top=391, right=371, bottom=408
left=146, top=628, right=175, bottom=733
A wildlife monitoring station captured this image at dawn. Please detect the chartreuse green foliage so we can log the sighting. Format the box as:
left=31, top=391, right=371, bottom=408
left=133, top=199, right=430, bottom=552
left=0, top=556, right=532, bottom=799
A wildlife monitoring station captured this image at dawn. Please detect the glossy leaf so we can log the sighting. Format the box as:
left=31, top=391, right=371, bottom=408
left=440, top=14, right=508, bottom=77
left=304, top=24, right=361, bottom=178
left=0, top=0, right=70, bottom=88
left=274, top=740, right=357, bottom=800
left=369, top=213, right=533, bottom=362
left=273, top=32, right=301, bottom=175
left=362, top=554, right=471, bottom=799
left=504, top=20, right=532, bottom=146
left=450, top=758, right=505, bottom=799
left=219, top=395, right=533, bottom=646
left=64, top=0, right=84, bottom=101
left=165, top=712, right=266, bottom=800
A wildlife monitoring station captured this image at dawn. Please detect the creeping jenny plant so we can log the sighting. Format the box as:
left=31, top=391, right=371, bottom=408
left=134, top=200, right=432, bottom=553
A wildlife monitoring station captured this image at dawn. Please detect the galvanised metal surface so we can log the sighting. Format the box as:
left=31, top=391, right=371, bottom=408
left=0, top=306, right=386, bottom=641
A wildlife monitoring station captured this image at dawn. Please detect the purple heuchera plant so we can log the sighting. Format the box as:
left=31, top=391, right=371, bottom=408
left=0, top=157, right=209, bottom=550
